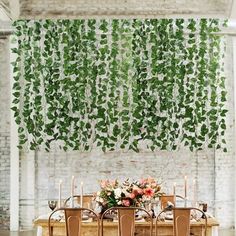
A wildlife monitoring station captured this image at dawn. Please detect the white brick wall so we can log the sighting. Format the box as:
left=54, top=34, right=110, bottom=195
left=0, top=38, right=10, bottom=230
left=19, top=145, right=234, bottom=229
left=214, top=37, right=235, bottom=228
left=19, top=0, right=230, bottom=18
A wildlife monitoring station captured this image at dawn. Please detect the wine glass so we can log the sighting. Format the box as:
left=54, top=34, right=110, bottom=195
left=198, top=202, right=208, bottom=219
left=152, top=201, right=160, bottom=218
left=48, top=200, right=58, bottom=211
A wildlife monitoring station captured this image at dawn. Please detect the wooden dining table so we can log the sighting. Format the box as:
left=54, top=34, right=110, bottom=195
left=34, top=217, right=219, bottom=236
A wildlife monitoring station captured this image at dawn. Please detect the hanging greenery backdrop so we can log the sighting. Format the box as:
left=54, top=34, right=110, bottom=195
left=12, top=19, right=227, bottom=152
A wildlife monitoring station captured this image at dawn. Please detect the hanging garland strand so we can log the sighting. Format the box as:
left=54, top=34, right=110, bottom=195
left=12, top=19, right=228, bottom=152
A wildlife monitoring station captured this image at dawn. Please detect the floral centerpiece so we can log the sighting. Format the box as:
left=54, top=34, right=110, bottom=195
left=95, top=177, right=162, bottom=209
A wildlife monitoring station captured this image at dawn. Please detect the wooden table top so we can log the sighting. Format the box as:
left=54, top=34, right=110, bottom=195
left=34, top=218, right=219, bottom=227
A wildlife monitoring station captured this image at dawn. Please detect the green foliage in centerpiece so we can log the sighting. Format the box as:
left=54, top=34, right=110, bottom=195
left=11, top=19, right=228, bottom=152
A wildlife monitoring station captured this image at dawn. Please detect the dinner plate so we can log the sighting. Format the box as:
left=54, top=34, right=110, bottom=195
left=82, top=215, right=89, bottom=220
left=135, top=215, right=143, bottom=221
left=165, top=215, right=173, bottom=220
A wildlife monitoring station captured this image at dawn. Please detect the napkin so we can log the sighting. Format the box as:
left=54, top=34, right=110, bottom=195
left=36, top=212, right=92, bottom=222
left=113, top=218, right=145, bottom=223
left=205, top=212, right=213, bottom=218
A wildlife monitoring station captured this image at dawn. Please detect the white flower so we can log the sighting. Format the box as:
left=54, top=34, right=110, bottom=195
left=95, top=196, right=104, bottom=203
left=114, top=188, right=122, bottom=199
left=122, top=189, right=129, bottom=197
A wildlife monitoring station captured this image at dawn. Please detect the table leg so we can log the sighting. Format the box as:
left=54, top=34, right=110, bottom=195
left=211, top=226, right=219, bottom=236
left=37, top=226, right=43, bottom=236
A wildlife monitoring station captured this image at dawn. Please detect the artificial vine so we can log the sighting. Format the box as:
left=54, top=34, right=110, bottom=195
left=12, top=19, right=228, bottom=152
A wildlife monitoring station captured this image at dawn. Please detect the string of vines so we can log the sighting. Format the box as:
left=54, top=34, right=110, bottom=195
left=12, top=19, right=228, bottom=152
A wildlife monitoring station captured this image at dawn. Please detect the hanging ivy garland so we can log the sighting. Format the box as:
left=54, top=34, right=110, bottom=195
left=11, top=19, right=228, bottom=152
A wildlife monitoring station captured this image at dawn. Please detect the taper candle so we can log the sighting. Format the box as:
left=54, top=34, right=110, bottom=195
left=193, top=179, right=197, bottom=207
left=80, top=181, right=83, bottom=207
left=71, top=176, right=75, bottom=207
left=184, top=176, right=187, bottom=207
left=173, top=182, right=176, bottom=196
left=58, top=180, right=62, bottom=208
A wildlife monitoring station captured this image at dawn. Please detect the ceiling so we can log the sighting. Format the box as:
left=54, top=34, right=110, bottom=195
left=0, top=0, right=235, bottom=20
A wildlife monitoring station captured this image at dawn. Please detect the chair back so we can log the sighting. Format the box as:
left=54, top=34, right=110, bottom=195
left=173, top=208, right=191, bottom=236
left=64, top=194, right=94, bottom=208
left=160, top=195, right=175, bottom=209
left=160, top=195, right=185, bottom=209
left=101, top=207, right=152, bottom=236
left=48, top=207, right=100, bottom=236
left=64, top=208, right=82, bottom=236
left=155, top=207, right=207, bottom=236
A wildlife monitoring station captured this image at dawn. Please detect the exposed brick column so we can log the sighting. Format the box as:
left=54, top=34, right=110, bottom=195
left=232, top=36, right=236, bottom=230
left=9, top=35, right=19, bottom=231
left=0, top=38, right=10, bottom=230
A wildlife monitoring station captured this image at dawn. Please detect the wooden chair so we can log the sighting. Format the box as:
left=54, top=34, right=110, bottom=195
left=155, top=207, right=207, bottom=236
left=101, top=207, right=153, bottom=236
left=160, top=195, right=185, bottom=209
left=64, top=194, right=94, bottom=208
left=48, top=207, right=100, bottom=236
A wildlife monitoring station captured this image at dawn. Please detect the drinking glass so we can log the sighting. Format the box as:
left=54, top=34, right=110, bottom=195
left=198, top=202, right=208, bottom=219
left=48, top=200, right=58, bottom=211
left=152, top=201, right=160, bottom=218
left=144, top=201, right=152, bottom=211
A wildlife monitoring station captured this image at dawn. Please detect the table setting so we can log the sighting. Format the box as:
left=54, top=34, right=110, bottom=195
left=37, top=175, right=213, bottom=221
left=34, top=176, right=219, bottom=236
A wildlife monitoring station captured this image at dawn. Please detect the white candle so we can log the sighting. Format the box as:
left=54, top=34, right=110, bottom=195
left=80, top=182, right=83, bottom=208
left=184, top=176, right=187, bottom=207
left=193, top=179, right=197, bottom=207
left=173, top=182, right=176, bottom=206
left=173, top=182, right=176, bottom=196
left=58, top=180, right=62, bottom=208
left=71, top=176, right=75, bottom=208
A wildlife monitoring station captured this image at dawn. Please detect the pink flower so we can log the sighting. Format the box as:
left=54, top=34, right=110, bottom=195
left=129, top=193, right=136, bottom=199
left=100, top=180, right=109, bottom=188
left=137, top=188, right=143, bottom=195
left=122, top=199, right=130, bottom=207
left=144, top=188, right=154, bottom=197
left=139, top=178, right=146, bottom=185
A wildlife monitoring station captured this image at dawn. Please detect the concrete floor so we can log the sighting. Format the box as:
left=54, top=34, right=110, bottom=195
left=0, top=231, right=36, bottom=236
left=0, top=229, right=235, bottom=236
left=219, top=229, right=235, bottom=236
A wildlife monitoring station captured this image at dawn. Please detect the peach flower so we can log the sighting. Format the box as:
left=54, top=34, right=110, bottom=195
left=110, top=180, right=117, bottom=187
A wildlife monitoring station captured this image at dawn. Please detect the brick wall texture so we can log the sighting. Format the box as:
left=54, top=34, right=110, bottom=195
left=0, top=20, right=235, bottom=230
left=19, top=0, right=230, bottom=18
left=0, top=39, right=10, bottom=230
